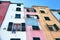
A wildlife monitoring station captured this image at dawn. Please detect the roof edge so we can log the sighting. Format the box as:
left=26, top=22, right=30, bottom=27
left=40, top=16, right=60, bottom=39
left=50, top=9, right=60, bottom=11
left=32, top=5, right=48, bottom=8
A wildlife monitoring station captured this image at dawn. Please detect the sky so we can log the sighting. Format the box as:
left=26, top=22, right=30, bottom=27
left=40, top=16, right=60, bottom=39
left=0, top=0, right=60, bottom=25
left=1, top=0, right=60, bottom=9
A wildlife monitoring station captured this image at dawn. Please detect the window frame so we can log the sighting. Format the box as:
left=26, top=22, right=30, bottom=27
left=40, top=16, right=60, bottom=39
left=33, top=37, right=40, bottom=40
left=17, top=4, right=21, bottom=6
left=15, top=14, right=21, bottom=18
left=0, top=1, right=2, bottom=4
left=44, top=17, right=50, bottom=21
left=10, top=38, right=20, bottom=40
left=16, top=8, right=21, bottom=11
left=40, top=10, right=45, bottom=13
left=32, top=26, right=40, bottom=30
left=7, top=22, right=13, bottom=31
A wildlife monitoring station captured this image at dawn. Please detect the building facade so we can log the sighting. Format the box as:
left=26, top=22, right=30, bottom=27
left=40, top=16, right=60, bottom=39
left=0, top=1, right=60, bottom=40
left=32, top=6, right=60, bottom=40
left=0, top=1, right=26, bottom=40
left=24, top=8, right=45, bottom=40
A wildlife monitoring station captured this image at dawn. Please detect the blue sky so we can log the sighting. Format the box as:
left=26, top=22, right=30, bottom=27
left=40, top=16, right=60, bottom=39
left=10, top=0, right=60, bottom=21
left=1, top=0, right=60, bottom=9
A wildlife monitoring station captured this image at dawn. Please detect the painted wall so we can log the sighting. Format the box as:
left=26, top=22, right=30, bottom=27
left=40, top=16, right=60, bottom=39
left=0, top=2, right=10, bottom=26
left=26, top=25, right=45, bottom=40
left=32, top=6, right=60, bottom=40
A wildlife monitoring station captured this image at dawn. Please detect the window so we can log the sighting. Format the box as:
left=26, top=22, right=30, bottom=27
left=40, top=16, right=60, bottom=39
left=33, top=9, right=36, bottom=12
left=15, top=14, right=21, bottom=18
left=26, top=14, right=39, bottom=19
left=35, top=15, right=39, bottom=19
left=58, top=12, right=60, bottom=15
left=7, top=23, right=26, bottom=31
left=12, top=24, right=22, bottom=31
left=32, top=26, right=40, bottom=30
left=21, top=23, right=26, bottom=31
left=56, top=38, right=60, bottom=40
left=44, top=17, right=50, bottom=21
left=47, top=25, right=54, bottom=31
left=0, top=1, right=2, bottom=4
left=27, top=9, right=30, bottom=12
left=22, top=23, right=25, bottom=26
left=12, top=23, right=26, bottom=31
left=26, top=15, right=38, bottom=26
left=26, top=17, right=38, bottom=26
left=47, top=24, right=59, bottom=31
left=40, top=10, right=45, bottom=13
left=16, top=8, right=21, bottom=11
left=26, top=14, right=31, bottom=18
left=10, top=38, right=20, bottom=40
left=17, top=4, right=21, bottom=6
left=33, top=37, right=40, bottom=40
left=7, top=22, right=13, bottom=31
left=53, top=24, right=59, bottom=31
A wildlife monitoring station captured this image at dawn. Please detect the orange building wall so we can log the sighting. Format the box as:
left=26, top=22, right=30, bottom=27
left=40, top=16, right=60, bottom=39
left=32, top=6, right=60, bottom=40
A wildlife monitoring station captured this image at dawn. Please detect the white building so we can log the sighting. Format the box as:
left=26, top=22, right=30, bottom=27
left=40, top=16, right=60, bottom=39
left=0, top=2, right=26, bottom=40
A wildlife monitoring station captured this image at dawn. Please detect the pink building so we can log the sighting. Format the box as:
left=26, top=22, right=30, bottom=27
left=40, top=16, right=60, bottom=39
left=0, top=1, right=10, bottom=26
left=24, top=8, right=45, bottom=40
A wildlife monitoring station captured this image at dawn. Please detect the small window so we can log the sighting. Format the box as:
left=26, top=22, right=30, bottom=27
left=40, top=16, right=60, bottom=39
left=27, top=9, right=30, bottom=12
left=22, top=23, right=25, bottom=26
left=48, top=26, right=54, bottom=31
left=26, top=14, right=31, bottom=18
left=56, top=38, right=60, bottom=40
left=32, top=26, right=40, bottom=30
left=40, top=10, right=45, bottom=13
left=7, top=22, right=13, bottom=31
left=17, top=4, right=21, bottom=6
left=0, top=1, right=2, bottom=4
left=33, top=37, right=40, bottom=40
left=53, top=24, right=59, bottom=31
left=58, top=12, right=60, bottom=15
left=22, top=23, right=26, bottom=31
left=15, top=14, right=21, bottom=18
left=33, top=9, right=36, bottom=12
left=44, top=17, right=50, bottom=21
left=16, top=8, right=21, bottom=11
left=10, top=38, right=20, bottom=40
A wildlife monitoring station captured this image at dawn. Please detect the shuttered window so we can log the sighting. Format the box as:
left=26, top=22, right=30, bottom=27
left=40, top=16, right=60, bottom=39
left=7, top=22, right=13, bottom=31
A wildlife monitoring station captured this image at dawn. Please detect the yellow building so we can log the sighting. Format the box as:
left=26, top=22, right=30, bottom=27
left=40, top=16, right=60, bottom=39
left=32, top=6, right=60, bottom=40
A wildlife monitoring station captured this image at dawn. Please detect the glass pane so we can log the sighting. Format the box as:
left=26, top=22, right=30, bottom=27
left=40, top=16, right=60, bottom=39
left=26, top=18, right=38, bottom=26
